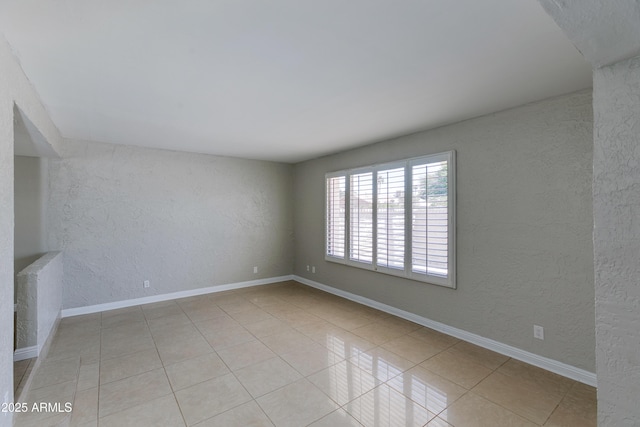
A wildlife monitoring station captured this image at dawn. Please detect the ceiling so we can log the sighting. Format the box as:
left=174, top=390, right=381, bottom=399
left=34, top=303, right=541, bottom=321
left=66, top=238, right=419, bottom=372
left=0, top=0, right=591, bottom=163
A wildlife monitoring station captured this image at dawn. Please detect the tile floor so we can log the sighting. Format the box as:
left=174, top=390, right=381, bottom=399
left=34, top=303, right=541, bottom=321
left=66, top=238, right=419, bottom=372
left=14, top=281, right=596, bottom=427
left=14, top=357, right=35, bottom=396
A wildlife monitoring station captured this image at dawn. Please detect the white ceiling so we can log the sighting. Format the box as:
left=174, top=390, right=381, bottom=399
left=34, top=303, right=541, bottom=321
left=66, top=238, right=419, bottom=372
left=0, top=0, right=591, bottom=163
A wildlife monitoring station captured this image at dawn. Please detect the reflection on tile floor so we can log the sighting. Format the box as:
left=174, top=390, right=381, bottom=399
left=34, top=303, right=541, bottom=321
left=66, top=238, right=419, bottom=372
left=14, top=281, right=597, bottom=426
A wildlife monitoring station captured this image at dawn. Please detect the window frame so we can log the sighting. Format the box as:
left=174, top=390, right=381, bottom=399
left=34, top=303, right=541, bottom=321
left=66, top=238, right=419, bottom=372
left=324, top=150, right=456, bottom=289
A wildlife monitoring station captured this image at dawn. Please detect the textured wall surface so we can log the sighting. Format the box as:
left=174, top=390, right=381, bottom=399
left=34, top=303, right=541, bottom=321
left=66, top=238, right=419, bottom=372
left=49, top=139, right=294, bottom=309
left=14, top=156, right=49, bottom=279
left=294, top=90, right=595, bottom=371
left=0, top=35, right=63, bottom=424
left=593, top=55, right=640, bottom=426
left=16, top=252, right=63, bottom=351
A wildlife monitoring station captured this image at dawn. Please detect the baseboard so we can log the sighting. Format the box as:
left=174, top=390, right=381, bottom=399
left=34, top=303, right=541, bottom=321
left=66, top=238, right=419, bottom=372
left=13, top=346, right=38, bottom=362
left=293, top=275, right=597, bottom=387
left=61, top=275, right=294, bottom=318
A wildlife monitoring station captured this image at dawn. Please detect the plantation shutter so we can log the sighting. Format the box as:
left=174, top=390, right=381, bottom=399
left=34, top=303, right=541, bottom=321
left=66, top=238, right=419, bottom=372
left=376, top=167, right=405, bottom=270
left=326, top=176, right=346, bottom=258
left=411, top=160, right=449, bottom=277
left=350, top=172, right=373, bottom=264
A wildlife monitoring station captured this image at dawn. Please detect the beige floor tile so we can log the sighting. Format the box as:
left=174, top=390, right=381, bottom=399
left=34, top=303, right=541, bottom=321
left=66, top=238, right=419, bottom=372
left=183, top=305, right=228, bottom=323
left=448, top=341, right=510, bottom=370
left=46, top=336, right=101, bottom=363
left=280, top=344, right=345, bottom=376
left=101, top=321, right=151, bottom=342
left=381, top=334, right=446, bottom=364
left=235, top=357, right=302, bottom=397
left=308, top=361, right=381, bottom=406
left=246, top=295, right=286, bottom=308
left=193, top=401, right=274, bottom=426
left=22, top=283, right=595, bottom=427
left=426, top=416, right=453, bottom=426
left=98, top=368, right=172, bottom=418
left=70, top=386, right=98, bottom=426
left=60, top=313, right=101, bottom=327
left=259, top=330, right=318, bottom=355
left=387, top=366, right=466, bottom=414
left=151, top=322, right=204, bottom=346
left=327, top=314, right=375, bottom=331
left=472, top=370, right=565, bottom=424
left=76, top=362, right=99, bottom=391
left=219, top=300, right=260, bottom=314
left=274, top=308, right=323, bottom=327
left=101, top=310, right=146, bottom=329
left=14, top=410, right=71, bottom=427
left=420, top=349, right=493, bottom=389
left=165, top=352, right=230, bottom=391
left=142, top=301, right=185, bottom=320
left=318, top=330, right=377, bottom=357
left=257, top=378, right=339, bottom=427
left=376, top=317, right=422, bottom=334
left=26, top=379, right=76, bottom=403
left=217, top=340, right=276, bottom=371
left=195, top=320, right=255, bottom=350
left=100, top=333, right=156, bottom=361
left=439, top=392, right=537, bottom=427
left=147, top=312, right=192, bottom=330
left=351, top=322, right=407, bottom=345
left=349, top=347, right=416, bottom=382
left=229, top=308, right=275, bottom=325
left=175, top=373, right=252, bottom=426
left=31, top=358, right=79, bottom=390
left=244, top=318, right=294, bottom=338
left=208, top=293, right=246, bottom=306
left=99, top=394, right=185, bottom=427
left=176, top=295, right=213, bottom=309
left=294, top=320, right=346, bottom=340
left=101, top=306, right=142, bottom=319
left=547, top=381, right=597, bottom=425
left=100, top=348, right=162, bottom=384
left=156, top=334, right=214, bottom=366
left=496, top=359, right=574, bottom=396
left=308, top=409, right=363, bottom=427
left=344, top=383, right=435, bottom=427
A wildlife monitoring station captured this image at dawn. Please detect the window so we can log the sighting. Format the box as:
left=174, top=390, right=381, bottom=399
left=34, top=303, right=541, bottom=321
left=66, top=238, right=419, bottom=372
left=325, top=151, right=455, bottom=288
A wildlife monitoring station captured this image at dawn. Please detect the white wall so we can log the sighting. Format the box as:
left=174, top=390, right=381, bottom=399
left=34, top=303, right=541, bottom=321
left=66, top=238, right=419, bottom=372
left=14, top=156, right=49, bottom=277
left=593, top=55, right=640, bottom=425
left=16, top=251, right=63, bottom=352
left=48, top=139, right=294, bottom=309
left=0, top=35, right=63, bottom=425
left=293, top=90, right=595, bottom=372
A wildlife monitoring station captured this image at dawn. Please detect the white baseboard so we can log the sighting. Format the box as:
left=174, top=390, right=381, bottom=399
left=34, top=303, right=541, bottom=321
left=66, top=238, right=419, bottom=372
left=294, top=275, right=597, bottom=387
left=14, top=346, right=38, bottom=362
left=61, top=275, right=294, bottom=318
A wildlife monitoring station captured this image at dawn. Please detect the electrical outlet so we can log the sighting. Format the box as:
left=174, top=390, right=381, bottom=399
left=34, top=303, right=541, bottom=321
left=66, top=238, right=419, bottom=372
left=306, top=265, right=310, bottom=271
left=143, top=280, right=150, bottom=288
left=253, top=266, right=258, bottom=274
left=312, top=266, right=316, bottom=274
left=533, top=325, right=544, bottom=340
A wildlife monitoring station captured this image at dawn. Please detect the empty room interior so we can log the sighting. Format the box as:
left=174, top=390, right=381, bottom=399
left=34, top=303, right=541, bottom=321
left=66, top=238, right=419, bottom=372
left=1, top=1, right=639, bottom=426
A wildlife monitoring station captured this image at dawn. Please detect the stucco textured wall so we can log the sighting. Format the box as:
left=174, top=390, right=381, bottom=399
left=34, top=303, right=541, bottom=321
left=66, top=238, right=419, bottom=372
left=48, top=139, right=294, bottom=309
left=593, top=55, right=640, bottom=426
left=0, top=35, right=63, bottom=424
left=294, top=90, right=595, bottom=371
left=14, top=156, right=49, bottom=279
